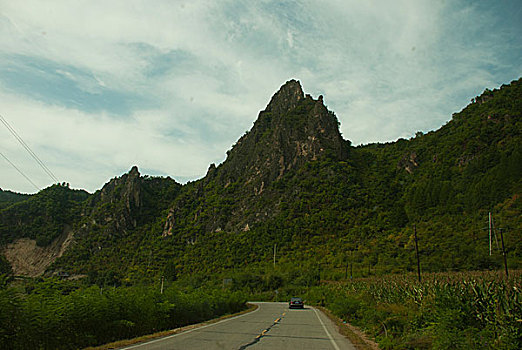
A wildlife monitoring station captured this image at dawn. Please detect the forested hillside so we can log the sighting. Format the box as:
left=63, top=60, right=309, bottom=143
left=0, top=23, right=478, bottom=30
left=0, top=190, right=29, bottom=210
left=1, top=78, right=520, bottom=283
left=0, top=184, right=89, bottom=246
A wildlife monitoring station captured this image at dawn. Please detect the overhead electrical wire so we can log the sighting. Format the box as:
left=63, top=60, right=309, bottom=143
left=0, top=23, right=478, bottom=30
left=0, top=151, right=40, bottom=191
left=0, top=113, right=59, bottom=183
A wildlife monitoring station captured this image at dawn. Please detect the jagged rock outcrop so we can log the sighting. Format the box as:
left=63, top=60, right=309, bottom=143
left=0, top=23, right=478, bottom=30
left=50, top=167, right=180, bottom=275
left=163, top=79, right=352, bottom=237
left=85, top=165, right=143, bottom=231
left=264, top=79, right=305, bottom=115
left=214, top=79, right=350, bottom=187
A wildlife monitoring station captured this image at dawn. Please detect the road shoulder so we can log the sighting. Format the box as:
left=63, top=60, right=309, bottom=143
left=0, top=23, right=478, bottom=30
left=317, top=306, right=380, bottom=350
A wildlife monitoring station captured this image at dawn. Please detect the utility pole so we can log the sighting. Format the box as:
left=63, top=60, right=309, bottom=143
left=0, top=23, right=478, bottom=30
left=489, top=212, right=492, bottom=256
left=414, top=224, right=421, bottom=283
left=160, top=276, right=164, bottom=294
left=273, top=243, right=277, bottom=268
left=499, top=228, right=509, bottom=278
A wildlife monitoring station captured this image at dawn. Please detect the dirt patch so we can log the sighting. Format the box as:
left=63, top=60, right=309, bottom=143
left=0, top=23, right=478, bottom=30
left=2, top=227, right=74, bottom=277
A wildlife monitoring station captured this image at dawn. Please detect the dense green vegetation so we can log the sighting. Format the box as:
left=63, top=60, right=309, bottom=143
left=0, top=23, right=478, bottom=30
left=0, top=255, right=11, bottom=276
left=0, top=78, right=520, bottom=348
left=0, top=278, right=246, bottom=349
left=0, top=190, right=29, bottom=210
left=1, top=79, right=519, bottom=280
left=140, top=77, right=519, bottom=279
left=305, top=271, right=521, bottom=349
left=0, top=184, right=89, bottom=246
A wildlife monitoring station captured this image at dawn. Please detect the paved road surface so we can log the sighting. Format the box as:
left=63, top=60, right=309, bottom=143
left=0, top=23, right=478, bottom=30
left=120, top=302, right=356, bottom=349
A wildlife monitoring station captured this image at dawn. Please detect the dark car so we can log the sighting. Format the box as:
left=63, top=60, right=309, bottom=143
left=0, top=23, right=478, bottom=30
left=289, top=297, right=304, bottom=309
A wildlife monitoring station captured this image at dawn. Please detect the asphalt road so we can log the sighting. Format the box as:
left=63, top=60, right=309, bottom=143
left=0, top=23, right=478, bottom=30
left=120, top=302, right=356, bottom=349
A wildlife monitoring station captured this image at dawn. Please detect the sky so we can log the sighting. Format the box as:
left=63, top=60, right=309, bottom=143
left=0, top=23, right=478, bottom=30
left=1, top=0, right=521, bottom=194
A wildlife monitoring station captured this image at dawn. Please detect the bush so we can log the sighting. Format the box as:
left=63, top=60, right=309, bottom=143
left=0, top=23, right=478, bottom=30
left=0, top=282, right=247, bottom=349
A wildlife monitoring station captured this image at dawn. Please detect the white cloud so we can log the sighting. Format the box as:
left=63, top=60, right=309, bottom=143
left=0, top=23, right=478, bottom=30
left=0, top=89, right=217, bottom=193
left=0, top=0, right=520, bottom=193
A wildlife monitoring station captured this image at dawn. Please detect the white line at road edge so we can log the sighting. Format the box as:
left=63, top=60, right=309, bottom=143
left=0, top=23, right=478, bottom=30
left=312, top=307, right=341, bottom=350
left=121, top=304, right=260, bottom=349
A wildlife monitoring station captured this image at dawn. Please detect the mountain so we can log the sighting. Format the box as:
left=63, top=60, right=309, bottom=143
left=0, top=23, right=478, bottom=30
left=0, top=168, right=180, bottom=277
left=0, top=189, right=30, bottom=210
left=0, top=184, right=89, bottom=247
left=1, top=78, right=520, bottom=281
left=163, top=80, right=350, bottom=237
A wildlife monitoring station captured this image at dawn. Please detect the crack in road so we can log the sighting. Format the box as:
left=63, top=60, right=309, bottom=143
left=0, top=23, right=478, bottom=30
left=238, top=313, right=285, bottom=349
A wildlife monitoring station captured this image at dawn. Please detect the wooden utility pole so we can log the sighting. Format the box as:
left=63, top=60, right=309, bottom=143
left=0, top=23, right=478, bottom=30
left=414, top=224, right=421, bottom=283
left=489, top=212, right=492, bottom=255
left=499, top=228, right=509, bottom=278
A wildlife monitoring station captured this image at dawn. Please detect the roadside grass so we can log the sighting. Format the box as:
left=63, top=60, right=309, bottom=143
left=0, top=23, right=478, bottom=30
left=318, top=306, right=380, bottom=350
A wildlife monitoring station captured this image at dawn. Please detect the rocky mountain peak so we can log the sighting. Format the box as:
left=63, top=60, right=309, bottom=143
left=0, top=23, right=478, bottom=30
left=129, top=165, right=140, bottom=177
left=164, top=80, right=353, bottom=235
left=209, top=80, right=350, bottom=189
left=265, top=79, right=305, bottom=115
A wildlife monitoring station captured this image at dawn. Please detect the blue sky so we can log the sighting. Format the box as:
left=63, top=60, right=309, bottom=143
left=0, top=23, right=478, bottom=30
left=1, top=0, right=521, bottom=193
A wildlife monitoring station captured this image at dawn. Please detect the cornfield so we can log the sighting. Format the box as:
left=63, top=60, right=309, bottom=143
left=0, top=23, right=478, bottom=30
left=307, top=270, right=521, bottom=349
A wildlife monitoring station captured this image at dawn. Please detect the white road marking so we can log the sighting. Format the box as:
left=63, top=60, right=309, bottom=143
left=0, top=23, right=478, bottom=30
left=312, top=307, right=341, bottom=350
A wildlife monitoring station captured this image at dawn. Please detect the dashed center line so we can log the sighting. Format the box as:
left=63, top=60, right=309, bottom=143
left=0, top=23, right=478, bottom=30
left=238, top=313, right=285, bottom=349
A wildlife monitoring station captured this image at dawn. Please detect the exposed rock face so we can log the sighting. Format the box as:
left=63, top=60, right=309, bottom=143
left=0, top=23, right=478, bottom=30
left=163, top=208, right=176, bottom=237
left=398, top=152, right=419, bottom=174
left=63, top=165, right=179, bottom=259
left=217, top=79, right=350, bottom=187
left=99, top=166, right=141, bottom=210
left=264, top=79, right=305, bottom=115
left=163, top=79, right=352, bottom=236
left=88, top=165, right=143, bottom=231
left=52, top=167, right=180, bottom=274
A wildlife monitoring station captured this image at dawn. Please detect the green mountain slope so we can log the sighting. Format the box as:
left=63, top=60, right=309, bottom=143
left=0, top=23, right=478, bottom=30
left=0, top=184, right=89, bottom=246
left=0, top=189, right=30, bottom=210
left=1, top=78, right=520, bottom=281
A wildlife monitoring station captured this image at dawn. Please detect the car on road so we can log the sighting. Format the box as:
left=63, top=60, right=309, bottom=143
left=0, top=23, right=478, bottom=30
left=289, top=297, right=304, bottom=309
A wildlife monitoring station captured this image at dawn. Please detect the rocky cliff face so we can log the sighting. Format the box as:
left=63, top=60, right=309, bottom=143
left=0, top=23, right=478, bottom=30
left=210, top=79, right=350, bottom=189
left=86, top=166, right=143, bottom=232
left=47, top=167, right=181, bottom=276
left=75, top=166, right=181, bottom=241
left=162, top=79, right=352, bottom=237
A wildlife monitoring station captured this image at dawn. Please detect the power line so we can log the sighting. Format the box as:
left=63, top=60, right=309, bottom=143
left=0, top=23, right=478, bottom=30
left=0, top=151, right=40, bottom=192
left=0, top=113, right=59, bottom=183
